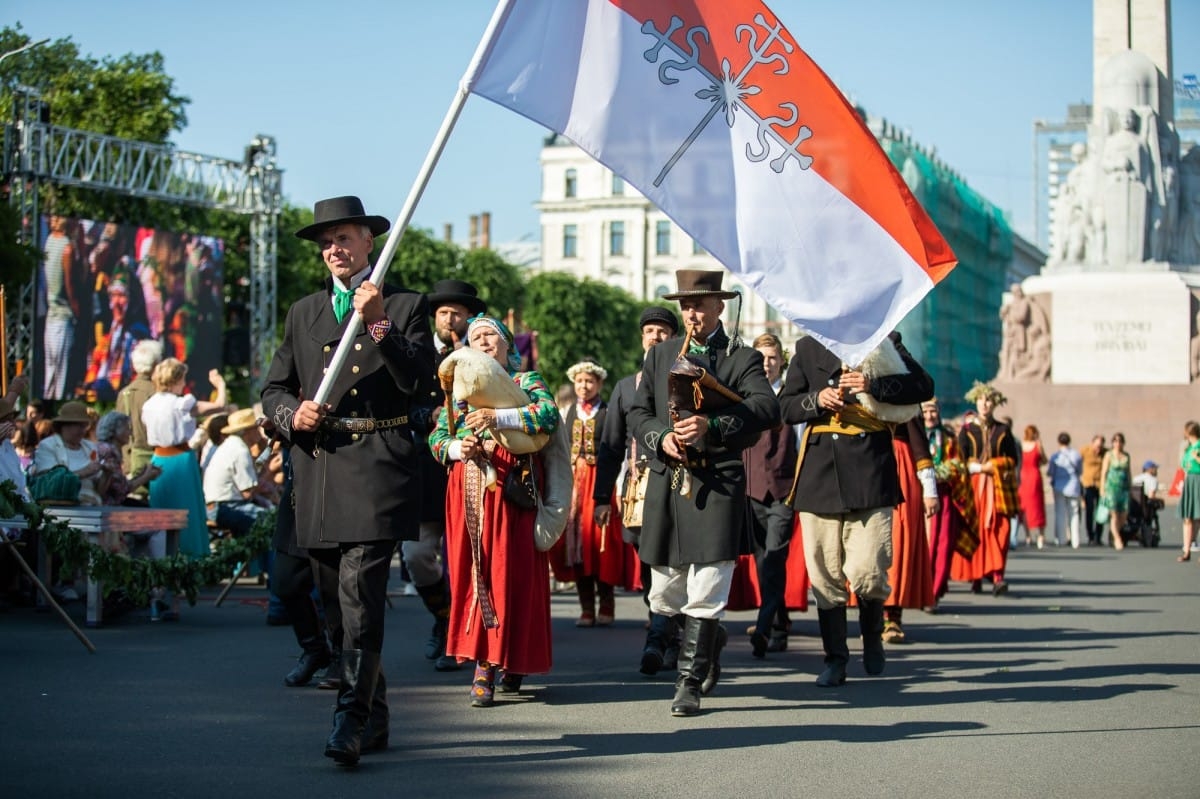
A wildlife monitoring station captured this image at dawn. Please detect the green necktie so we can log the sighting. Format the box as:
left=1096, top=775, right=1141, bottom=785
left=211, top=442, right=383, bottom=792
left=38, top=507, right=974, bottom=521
left=688, top=340, right=709, bottom=355
left=333, top=285, right=353, bottom=323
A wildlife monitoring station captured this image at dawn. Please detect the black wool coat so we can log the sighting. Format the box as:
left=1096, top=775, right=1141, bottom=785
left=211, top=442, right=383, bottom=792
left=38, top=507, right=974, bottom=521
left=627, top=327, right=780, bottom=567
left=261, top=279, right=435, bottom=548
left=780, top=336, right=933, bottom=515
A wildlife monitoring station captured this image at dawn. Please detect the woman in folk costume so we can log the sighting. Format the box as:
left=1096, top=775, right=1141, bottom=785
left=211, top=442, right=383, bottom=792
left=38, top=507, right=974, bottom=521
left=950, top=382, right=1019, bottom=595
left=921, top=398, right=978, bottom=609
left=551, top=360, right=635, bottom=627
left=429, top=315, right=560, bottom=708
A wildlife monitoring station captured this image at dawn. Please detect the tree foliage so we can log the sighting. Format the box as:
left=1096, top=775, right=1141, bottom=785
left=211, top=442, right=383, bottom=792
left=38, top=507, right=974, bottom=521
left=522, top=272, right=647, bottom=398
left=0, top=25, right=189, bottom=142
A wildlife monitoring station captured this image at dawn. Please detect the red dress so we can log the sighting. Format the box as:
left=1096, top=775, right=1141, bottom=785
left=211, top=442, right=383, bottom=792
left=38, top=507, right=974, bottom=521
left=548, top=404, right=640, bottom=590
left=884, top=433, right=935, bottom=609
left=1018, top=442, right=1047, bottom=529
left=444, top=446, right=553, bottom=675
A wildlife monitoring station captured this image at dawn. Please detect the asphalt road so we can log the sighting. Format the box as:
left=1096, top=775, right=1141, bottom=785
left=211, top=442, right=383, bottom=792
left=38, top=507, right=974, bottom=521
left=2, top=515, right=1197, bottom=799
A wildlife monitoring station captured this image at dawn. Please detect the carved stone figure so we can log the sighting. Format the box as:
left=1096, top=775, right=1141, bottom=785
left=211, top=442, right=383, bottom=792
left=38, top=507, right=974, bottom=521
left=998, top=285, right=1052, bottom=383
left=1100, top=107, right=1154, bottom=266
left=1176, top=147, right=1200, bottom=265
left=1051, top=142, right=1095, bottom=264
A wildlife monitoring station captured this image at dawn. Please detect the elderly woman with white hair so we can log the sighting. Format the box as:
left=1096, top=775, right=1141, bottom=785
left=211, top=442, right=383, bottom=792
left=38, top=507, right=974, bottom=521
left=95, top=410, right=162, bottom=558
left=429, top=314, right=560, bottom=707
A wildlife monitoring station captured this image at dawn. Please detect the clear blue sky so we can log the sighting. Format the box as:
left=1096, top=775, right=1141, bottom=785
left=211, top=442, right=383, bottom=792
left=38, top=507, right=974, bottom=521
left=7, top=0, right=1199, bottom=247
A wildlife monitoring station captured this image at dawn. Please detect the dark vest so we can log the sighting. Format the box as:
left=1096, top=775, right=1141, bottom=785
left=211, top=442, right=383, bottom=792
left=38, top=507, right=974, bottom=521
left=743, top=414, right=797, bottom=504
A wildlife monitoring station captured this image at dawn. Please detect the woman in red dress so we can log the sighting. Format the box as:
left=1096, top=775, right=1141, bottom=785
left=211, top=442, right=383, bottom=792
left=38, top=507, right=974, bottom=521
left=549, top=360, right=636, bottom=626
left=1019, top=425, right=1048, bottom=548
left=429, top=316, right=560, bottom=707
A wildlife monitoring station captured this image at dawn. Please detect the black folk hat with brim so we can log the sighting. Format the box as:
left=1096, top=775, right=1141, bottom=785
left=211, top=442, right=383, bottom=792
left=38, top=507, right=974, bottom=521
left=295, top=195, right=391, bottom=241
left=426, top=279, right=487, bottom=317
left=661, top=269, right=739, bottom=301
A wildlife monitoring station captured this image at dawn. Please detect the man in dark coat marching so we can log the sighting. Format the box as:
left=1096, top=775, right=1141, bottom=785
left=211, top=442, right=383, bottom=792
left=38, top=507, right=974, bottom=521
left=262, top=196, right=434, bottom=766
left=627, top=269, right=780, bottom=716
left=779, top=332, right=933, bottom=688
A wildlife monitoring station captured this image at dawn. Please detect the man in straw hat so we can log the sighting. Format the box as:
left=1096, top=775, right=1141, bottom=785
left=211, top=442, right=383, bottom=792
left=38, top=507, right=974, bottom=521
left=201, top=408, right=270, bottom=538
left=627, top=269, right=780, bottom=716
left=262, top=195, right=435, bottom=766
left=407, top=279, right=487, bottom=673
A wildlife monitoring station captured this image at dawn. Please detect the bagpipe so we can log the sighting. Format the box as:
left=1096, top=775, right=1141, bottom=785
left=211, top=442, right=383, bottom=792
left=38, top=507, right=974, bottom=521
left=665, top=324, right=744, bottom=496
left=436, top=344, right=569, bottom=551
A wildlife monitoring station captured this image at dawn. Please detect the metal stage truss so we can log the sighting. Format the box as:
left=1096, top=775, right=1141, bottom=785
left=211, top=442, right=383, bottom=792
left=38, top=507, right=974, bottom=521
left=2, top=87, right=282, bottom=396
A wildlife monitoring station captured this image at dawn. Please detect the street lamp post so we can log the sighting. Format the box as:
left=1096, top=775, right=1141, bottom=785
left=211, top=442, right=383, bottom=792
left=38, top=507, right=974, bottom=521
left=0, top=38, right=49, bottom=68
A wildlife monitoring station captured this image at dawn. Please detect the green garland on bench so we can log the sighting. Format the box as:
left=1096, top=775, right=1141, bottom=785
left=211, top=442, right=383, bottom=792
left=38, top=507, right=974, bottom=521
left=0, top=480, right=275, bottom=605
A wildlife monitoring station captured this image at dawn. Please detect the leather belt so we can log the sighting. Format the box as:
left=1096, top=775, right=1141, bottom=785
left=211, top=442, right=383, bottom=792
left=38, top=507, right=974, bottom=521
left=321, top=415, right=408, bottom=433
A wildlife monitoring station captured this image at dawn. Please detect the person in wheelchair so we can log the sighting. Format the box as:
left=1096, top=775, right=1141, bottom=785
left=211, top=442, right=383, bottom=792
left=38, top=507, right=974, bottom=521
left=1125, top=461, right=1163, bottom=547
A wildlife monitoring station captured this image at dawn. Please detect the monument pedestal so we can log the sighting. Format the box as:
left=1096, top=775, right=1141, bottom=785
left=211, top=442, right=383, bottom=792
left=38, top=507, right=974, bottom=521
left=991, top=380, right=1199, bottom=488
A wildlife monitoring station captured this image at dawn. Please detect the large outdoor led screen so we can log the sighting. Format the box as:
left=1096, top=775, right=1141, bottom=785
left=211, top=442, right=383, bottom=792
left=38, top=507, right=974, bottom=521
left=36, top=215, right=224, bottom=402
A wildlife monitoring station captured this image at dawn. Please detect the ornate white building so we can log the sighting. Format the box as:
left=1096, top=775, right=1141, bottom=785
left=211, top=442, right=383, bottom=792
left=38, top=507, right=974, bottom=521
left=534, top=133, right=802, bottom=344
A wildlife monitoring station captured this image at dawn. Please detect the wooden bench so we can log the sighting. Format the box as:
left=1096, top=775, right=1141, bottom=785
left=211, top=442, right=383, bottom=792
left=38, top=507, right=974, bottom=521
left=2, top=506, right=187, bottom=628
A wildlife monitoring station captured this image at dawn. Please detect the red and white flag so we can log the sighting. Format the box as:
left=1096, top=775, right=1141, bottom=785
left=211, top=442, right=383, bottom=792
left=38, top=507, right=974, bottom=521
left=466, top=0, right=956, bottom=364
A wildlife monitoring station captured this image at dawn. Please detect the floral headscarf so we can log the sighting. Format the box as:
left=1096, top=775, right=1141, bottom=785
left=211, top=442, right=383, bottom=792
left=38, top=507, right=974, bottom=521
left=466, top=314, right=522, bottom=372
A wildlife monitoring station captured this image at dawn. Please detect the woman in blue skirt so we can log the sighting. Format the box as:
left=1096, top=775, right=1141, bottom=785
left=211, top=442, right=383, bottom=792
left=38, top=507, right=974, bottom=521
left=140, top=358, right=228, bottom=618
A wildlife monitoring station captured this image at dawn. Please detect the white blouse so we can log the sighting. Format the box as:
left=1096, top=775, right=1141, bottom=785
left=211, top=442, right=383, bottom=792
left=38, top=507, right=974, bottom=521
left=141, top=391, right=198, bottom=447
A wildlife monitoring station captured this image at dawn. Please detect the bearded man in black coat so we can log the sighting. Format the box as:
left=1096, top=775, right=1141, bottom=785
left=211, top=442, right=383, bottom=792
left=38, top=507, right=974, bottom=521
left=262, top=196, right=434, bottom=767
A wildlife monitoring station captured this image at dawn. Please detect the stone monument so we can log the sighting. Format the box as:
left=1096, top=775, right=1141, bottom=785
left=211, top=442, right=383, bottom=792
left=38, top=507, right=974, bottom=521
left=994, top=0, right=1200, bottom=482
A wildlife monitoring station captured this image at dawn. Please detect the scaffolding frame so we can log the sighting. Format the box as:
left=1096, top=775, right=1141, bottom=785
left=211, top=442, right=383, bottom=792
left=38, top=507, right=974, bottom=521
left=2, top=87, right=281, bottom=397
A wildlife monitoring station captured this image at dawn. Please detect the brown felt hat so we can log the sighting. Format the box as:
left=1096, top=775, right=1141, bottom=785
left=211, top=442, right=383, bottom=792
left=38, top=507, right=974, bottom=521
left=52, top=401, right=92, bottom=426
left=661, top=269, right=738, bottom=301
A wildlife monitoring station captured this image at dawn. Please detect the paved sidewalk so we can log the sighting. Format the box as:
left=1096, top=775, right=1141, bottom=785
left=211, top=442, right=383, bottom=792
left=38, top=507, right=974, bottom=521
left=2, top=518, right=1197, bottom=798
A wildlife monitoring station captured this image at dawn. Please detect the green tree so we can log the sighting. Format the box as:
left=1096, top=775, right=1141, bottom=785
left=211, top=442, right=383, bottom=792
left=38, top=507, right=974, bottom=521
left=0, top=25, right=188, bottom=142
left=522, top=272, right=645, bottom=398
left=458, top=247, right=525, bottom=319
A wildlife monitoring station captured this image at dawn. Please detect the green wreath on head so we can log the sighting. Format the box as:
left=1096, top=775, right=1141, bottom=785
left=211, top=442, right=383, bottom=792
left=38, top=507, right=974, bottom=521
left=0, top=480, right=274, bottom=605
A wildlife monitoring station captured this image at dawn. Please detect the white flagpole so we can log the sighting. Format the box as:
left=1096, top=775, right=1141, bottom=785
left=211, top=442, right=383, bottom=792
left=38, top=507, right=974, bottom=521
left=312, top=0, right=518, bottom=405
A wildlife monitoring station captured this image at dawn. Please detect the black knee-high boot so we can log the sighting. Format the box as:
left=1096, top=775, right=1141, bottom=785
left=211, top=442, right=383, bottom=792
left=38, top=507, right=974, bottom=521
left=324, top=649, right=380, bottom=766
left=857, top=595, right=886, bottom=676
left=670, top=616, right=720, bottom=716
left=815, top=606, right=849, bottom=687
left=640, top=612, right=672, bottom=675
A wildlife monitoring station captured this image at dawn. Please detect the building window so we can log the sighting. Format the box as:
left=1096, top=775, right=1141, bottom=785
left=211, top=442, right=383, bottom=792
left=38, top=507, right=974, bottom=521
left=655, top=220, right=671, bottom=255
left=612, top=174, right=624, bottom=196
left=564, top=168, right=577, bottom=198
left=692, top=238, right=706, bottom=255
left=609, top=221, right=625, bottom=256
left=563, top=224, right=577, bottom=258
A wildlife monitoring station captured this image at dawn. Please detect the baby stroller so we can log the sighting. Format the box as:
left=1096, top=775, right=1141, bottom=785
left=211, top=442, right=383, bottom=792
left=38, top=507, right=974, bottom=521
left=1121, top=484, right=1162, bottom=548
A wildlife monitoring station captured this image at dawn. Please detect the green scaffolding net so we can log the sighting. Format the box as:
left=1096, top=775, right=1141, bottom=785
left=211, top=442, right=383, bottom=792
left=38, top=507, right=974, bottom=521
left=881, top=137, right=1014, bottom=417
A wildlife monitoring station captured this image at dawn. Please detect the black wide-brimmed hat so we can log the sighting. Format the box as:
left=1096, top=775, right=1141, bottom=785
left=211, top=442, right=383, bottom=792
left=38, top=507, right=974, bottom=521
left=662, top=269, right=738, bottom=301
left=295, top=196, right=390, bottom=241
left=426, top=279, right=487, bottom=317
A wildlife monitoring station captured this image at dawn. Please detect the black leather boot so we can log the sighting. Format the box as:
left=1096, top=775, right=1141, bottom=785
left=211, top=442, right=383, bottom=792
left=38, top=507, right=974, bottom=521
left=662, top=615, right=682, bottom=670
left=700, top=622, right=727, bottom=695
left=324, top=649, right=380, bottom=766
left=284, top=635, right=332, bottom=687
left=416, top=579, right=452, bottom=660
left=815, top=606, right=849, bottom=687
left=857, top=595, right=886, bottom=676
left=359, top=671, right=389, bottom=754
left=640, top=613, right=671, bottom=675
left=671, top=616, right=719, bottom=716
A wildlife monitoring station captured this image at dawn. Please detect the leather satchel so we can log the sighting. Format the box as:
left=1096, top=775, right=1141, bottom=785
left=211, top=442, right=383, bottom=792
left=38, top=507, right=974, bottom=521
left=502, top=455, right=538, bottom=511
